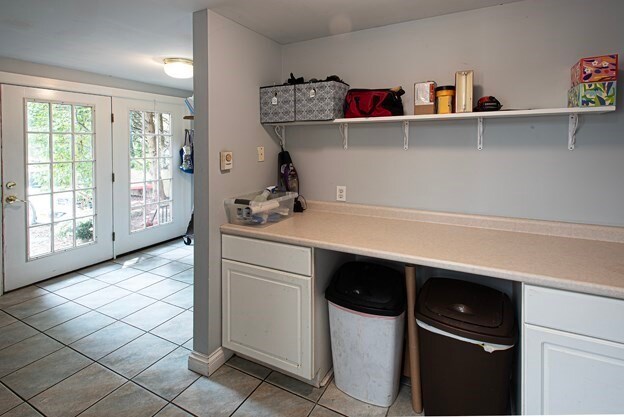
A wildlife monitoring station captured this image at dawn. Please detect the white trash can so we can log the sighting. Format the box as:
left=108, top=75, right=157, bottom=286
left=325, top=262, right=406, bottom=407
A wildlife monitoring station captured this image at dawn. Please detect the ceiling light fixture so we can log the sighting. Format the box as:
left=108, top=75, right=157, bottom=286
left=163, top=58, right=193, bottom=79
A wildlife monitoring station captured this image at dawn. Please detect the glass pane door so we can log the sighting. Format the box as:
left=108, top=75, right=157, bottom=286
left=25, top=101, right=97, bottom=259
left=129, top=110, right=173, bottom=232
left=2, top=85, right=113, bottom=291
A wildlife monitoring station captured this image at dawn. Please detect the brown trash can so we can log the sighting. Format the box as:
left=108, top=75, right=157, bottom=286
left=416, top=278, right=517, bottom=416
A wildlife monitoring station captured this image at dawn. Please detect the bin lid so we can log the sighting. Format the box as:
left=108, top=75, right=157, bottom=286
left=416, top=278, right=516, bottom=345
left=325, top=262, right=405, bottom=317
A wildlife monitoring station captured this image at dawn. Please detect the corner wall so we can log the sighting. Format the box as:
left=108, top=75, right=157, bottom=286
left=192, top=10, right=282, bottom=357
left=281, top=0, right=624, bottom=226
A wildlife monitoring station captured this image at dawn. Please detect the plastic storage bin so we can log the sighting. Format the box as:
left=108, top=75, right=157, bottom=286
left=416, top=278, right=517, bottom=416
left=224, top=191, right=297, bottom=226
left=325, top=262, right=406, bottom=407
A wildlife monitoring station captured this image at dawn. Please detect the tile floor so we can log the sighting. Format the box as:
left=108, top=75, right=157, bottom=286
left=0, top=239, right=420, bottom=417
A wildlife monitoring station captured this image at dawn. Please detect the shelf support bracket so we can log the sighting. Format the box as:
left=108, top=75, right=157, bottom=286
left=477, top=117, right=484, bottom=150
left=568, top=114, right=578, bottom=150
left=274, top=125, right=286, bottom=149
left=339, top=123, right=349, bottom=150
left=403, top=121, right=410, bottom=150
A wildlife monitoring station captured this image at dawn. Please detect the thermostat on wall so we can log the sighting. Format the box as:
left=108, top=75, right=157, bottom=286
left=220, top=151, right=233, bottom=171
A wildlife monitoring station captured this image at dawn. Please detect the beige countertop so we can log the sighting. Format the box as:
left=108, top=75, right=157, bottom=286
left=221, top=202, right=624, bottom=300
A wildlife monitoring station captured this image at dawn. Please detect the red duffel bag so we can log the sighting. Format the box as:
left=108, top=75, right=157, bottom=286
left=344, top=87, right=405, bottom=118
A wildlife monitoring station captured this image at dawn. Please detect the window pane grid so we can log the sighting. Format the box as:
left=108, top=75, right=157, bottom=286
left=129, top=110, right=173, bottom=232
left=25, top=100, right=96, bottom=259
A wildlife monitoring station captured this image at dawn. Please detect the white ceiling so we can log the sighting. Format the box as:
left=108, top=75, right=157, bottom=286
left=0, top=0, right=522, bottom=91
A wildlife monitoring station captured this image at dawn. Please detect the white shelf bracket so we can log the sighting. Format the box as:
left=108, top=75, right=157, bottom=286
left=403, top=121, right=410, bottom=150
left=339, top=123, right=349, bottom=150
left=568, top=114, right=579, bottom=150
left=274, top=125, right=286, bottom=149
left=477, top=117, right=484, bottom=150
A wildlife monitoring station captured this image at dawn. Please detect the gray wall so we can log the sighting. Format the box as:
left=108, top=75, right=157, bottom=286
left=282, top=0, right=624, bottom=226
left=193, top=10, right=282, bottom=356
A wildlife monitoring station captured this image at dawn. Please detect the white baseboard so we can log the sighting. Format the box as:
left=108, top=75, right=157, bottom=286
left=188, top=347, right=232, bottom=377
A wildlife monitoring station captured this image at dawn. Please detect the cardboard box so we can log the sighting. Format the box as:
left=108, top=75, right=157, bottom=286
left=571, top=54, right=618, bottom=86
left=414, top=81, right=436, bottom=115
left=568, top=81, right=616, bottom=107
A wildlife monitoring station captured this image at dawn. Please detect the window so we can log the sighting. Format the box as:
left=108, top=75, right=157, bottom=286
left=25, top=100, right=96, bottom=259
left=129, top=110, right=173, bottom=232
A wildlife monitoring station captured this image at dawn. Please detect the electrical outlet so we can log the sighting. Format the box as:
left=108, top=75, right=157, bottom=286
left=336, top=185, right=347, bottom=201
left=257, top=146, right=265, bottom=162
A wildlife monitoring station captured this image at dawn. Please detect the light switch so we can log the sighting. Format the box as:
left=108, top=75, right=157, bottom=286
left=220, top=151, right=233, bottom=171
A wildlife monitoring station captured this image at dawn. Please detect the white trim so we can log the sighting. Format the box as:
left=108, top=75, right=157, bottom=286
left=0, top=71, right=186, bottom=104
left=417, top=319, right=514, bottom=353
left=188, top=347, right=233, bottom=377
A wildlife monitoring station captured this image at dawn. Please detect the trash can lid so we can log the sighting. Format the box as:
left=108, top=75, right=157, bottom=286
left=416, top=278, right=516, bottom=345
left=325, top=262, right=405, bottom=317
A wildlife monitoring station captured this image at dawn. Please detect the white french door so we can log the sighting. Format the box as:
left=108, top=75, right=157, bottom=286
left=1, top=85, right=113, bottom=291
left=112, top=98, right=191, bottom=255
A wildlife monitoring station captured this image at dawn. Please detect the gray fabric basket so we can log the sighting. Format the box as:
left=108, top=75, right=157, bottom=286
left=260, top=85, right=295, bottom=123
left=295, top=81, right=349, bottom=121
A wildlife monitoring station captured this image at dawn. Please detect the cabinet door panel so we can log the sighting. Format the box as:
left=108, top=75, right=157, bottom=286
left=524, top=324, right=624, bottom=414
left=222, top=259, right=312, bottom=378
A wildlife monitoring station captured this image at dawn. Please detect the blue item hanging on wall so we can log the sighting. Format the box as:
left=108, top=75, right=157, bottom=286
left=180, top=129, right=194, bottom=174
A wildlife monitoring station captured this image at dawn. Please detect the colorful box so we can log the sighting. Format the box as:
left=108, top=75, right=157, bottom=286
left=568, top=81, right=616, bottom=107
left=571, top=54, right=618, bottom=86
left=414, top=81, right=436, bottom=115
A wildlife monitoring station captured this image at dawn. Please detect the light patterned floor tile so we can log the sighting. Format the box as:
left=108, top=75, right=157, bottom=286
left=52, top=280, right=109, bottom=300
left=266, top=370, right=327, bottom=402
left=0, top=322, right=39, bottom=350
left=112, top=253, right=154, bottom=267
left=138, top=279, right=189, bottom=300
left=78, top=261, right=123, bottom=277
left=45, top=311, right=115, bottom=344
left=122, top=301, right=184, bottom=331
left=36, top=273, right=89, bottom=292
left=132, top=257, right=172, bottom=272
left=4, top=294, right=67, bottom=319
left=318, top=381, right=387, bottom=417
left=232, top=382, right=314, bottom=417
left=96, top=293, right=157, bottom=320
left=94, top=267, right=144, bottom=284
left=154, top=403, right=194, bottom=417
left=22, top=302, right=89, bottom=331
left=0, top=382, right=23, bottom=415
left=150, top=311, right=193, bottom=345
left=177, top=255, right=194, bottom=265
left=133, top=347, right=200, bottom=400
left=1, top=402, right=43, bottom=417
left=227, top=356, right=271, bottom=380
left=162, top=286, right=193, bottom=309
left=309, top=405, right=344, bottom=417
left=98, top=333, right=177, bottom=378
left=71, top=321, right=144, bottom=360
left=30, top=363, right=125, bottom=417
left=0, top=287, right=49, bottom=310
left=0, top=333, right=63, bottom=378
left=79, top=381, right=167, bottom=417
left=115, top=272, right=166, bottom=292
left=387, top=384, right=422, bottom=416
left=169, top=269, right=193, bottom=285
left=73, top=286, right=132, bottom=309
left=174, top=366, right=261, bottom=417
left=0, top=311, right=17, bottom=329
left=1, top=347, right=92, bottom=399
left=150, top=261, right=193, bottom=278
left=158, top=249, right=191, bottom=261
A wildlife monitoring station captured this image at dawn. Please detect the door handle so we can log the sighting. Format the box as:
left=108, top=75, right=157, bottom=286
left=4, top=195, right=28, bottom=204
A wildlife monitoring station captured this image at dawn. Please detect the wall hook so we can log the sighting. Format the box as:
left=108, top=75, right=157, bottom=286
left=274, top=125, right=286, bottom=149
left=339, top=123, right=349, bottom=150
left=403, top=121, right=410, bottom=150
left=568, top=114, right=579, bottom=150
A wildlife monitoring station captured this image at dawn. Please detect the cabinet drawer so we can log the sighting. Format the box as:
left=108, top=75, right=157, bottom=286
left=222, top=260, right=312, bottom=379
left=222, top=234, right=312, bottom=276
left=524, top=285, right=624, bottom=344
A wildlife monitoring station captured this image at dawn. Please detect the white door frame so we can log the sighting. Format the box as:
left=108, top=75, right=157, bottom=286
left=0, top=71, right=190, bottom=295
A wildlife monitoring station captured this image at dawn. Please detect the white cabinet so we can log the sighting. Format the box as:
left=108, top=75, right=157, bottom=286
left=222, top=234, right=351, bottom=385
left=222, top=259, right=312, bottom=378
left=523, top=285, right=624, bottom=414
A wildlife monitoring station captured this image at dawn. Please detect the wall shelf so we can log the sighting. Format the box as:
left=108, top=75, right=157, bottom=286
left=266, top=106, right=616, bottom=151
